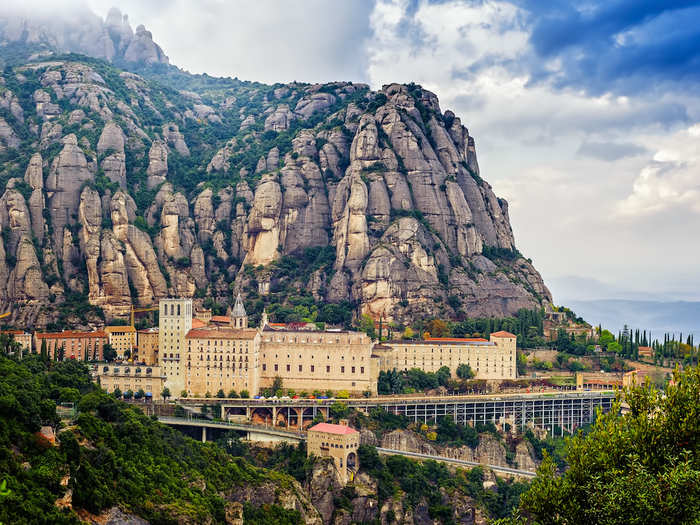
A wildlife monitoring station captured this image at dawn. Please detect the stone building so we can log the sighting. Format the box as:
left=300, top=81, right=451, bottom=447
left=158, top=298, right=192, bottom=395
left=35, top=330, right=107, bottom=361
left=137, top=327, right=159, bottom=365
left=307, top=421, right=360, bottom=484
left=97, top=364, right=166, bottom=400
left=375, top=331, right=518, bottom=380
left=159, top=295, right=377, bottom=398
left=184, top=326, right=260, bottom=397
left=104, top=325, right=136, bottom=359
left=3, top=330, right=32, bottom=354
left=260, top=318, right=378, bottom=395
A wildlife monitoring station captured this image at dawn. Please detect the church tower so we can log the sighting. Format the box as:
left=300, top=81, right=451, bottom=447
left=230, top=293, right=248, bottom=329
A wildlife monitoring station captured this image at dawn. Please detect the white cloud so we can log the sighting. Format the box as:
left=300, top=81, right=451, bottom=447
left=617, top=124, right=700, bottom=217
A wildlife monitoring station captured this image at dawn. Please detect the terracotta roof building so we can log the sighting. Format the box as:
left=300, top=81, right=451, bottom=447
left=35, top=330, right=107, bottom=361
left=307, top=421, right=360, bottom=484
left=375, top=331, right=517, bottom=380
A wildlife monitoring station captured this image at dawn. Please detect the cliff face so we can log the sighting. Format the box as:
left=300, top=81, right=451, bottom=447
left=0, top=39, right=550, bottom=327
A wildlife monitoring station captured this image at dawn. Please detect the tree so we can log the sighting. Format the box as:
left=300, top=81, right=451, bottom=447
left=180, top=390, right=188, bottom=398
left=56, top=344, right=65, bottom=362
left=427, top=319, right=449, bottom=338
left=272, top=376, right=283, bottom=394
left=240, top=390, right=250, bottom=398
left=40, top=339, right=48, bottom=362
left=436, top=366, right=451, bottom=386
left=502, top=366, right=700, bottom=524
left=112, top=387, right=122, bottom=399
left=102, top=343, right=116, bottom=362
left=123, top=389, right=133, bottom=400
left=161, top=387, right=171, bottom=401
left=134, top=389, right=145, bottom=400
left=456, top=363, right=475, bottom=379
left=216, top=389, right=225, bottom=398
left=227, top=389, right=239, bottom=398
left=358, top=314, right=376, bottom=339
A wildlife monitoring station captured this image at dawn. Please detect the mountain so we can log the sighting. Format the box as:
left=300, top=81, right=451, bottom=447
left=0, top=6, right=550, bottom=329
left=0, top=6, right=168, bottom=68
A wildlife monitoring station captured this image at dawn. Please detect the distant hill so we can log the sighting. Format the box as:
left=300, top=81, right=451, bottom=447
left=564, top=299, right=700, bottom=339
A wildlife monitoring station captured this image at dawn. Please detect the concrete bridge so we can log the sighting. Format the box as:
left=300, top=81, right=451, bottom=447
left=157, top=416, right=305, bottom=444
left=177, top=390, right=616, bottom=436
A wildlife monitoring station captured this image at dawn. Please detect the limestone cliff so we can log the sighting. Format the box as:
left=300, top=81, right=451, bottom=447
left=0, top=27, right=550, bottom=327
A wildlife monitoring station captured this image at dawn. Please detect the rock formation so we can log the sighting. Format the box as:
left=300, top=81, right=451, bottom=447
left=0, top=21, right=550, bottom=327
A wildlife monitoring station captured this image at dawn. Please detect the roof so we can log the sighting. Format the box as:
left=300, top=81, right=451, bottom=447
left=211, top=316, right=232, bottom=324
left=36, top=330, right=107, bottom=339
left=1, top=330, right=26, bottom=335
left=308, top=422, right=359, bottom=435
left=490, top=331, right=517, bottom=338
left=105, top=326, right=136, bottom=333
left=191, top=319, right=207, bottom=329
left=137, top=328, right=159, bottom=334
left=185, top=327, right=258, bottom=340
left=387, top=339, right=494, bottom=346
left=231, top=293, right=247, bottom=318
left=425, top=337, right=489, bottom=342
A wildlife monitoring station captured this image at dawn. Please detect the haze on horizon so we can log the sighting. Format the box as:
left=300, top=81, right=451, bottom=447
left=9, top=1, right=700, bottom=311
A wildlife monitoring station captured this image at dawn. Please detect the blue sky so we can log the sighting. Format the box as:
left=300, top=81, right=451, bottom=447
left=78, top=0, right=700, bottom=302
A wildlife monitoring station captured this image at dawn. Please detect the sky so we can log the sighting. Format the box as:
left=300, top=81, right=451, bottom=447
left=33, top=1, right=700, bottom=304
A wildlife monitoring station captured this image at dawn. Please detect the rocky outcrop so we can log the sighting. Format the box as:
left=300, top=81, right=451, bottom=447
left=0, top=53, right=549, bottom=327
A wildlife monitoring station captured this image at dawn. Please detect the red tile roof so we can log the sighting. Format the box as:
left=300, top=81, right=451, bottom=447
left=490, top=331, right=516, bottom=338
left=211, top=316, right=232, bottom=323
left=308, top=422, right=358, bottom=435
left=36, top=330, right=107, bottom=339
left=191, top=319, right=207, bottom=329
left=185, top=328, right=258, bottom=340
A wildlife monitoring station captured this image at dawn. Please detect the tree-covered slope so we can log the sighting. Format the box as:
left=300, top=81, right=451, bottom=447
left=0, top=355, right=314, bottom=524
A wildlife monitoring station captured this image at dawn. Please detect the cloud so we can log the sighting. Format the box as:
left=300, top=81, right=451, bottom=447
left=517, top=1, right=700, bottom=95
left=617, top=124, right=700, bottom=216
left=576, top=140, right=648, bottom=161
left=87, top=0, right=375, bottom=84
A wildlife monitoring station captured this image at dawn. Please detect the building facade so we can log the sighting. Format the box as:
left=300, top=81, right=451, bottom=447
left=260, top=324, right=377, bottom=395
left=104, top=326, right=136, bottom=359
left=137, top=328, right=159, bottom=365
left=158, top=298, right=192, bottom=395
left=35, top=331, right=107, bottom=361
left=375, top=331, right=518, bottom=380
left=184, top=327, right=260, bottom=396
left=97, top=364, right=166, bottom=400
left=3, top=330, right=32, bottom=354
left=307, top=421, right=360, bottom=484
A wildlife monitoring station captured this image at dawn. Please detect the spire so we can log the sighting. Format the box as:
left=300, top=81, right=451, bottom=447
left=232, top=293, right=246, bottom=317
left=230, top=293, right=248, bottom=329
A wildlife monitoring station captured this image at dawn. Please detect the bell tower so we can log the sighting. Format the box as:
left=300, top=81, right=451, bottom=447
left=230, top=293, right=248, bottom=329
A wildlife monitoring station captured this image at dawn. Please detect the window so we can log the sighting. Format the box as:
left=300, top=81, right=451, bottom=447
left=360, top=367, right=364, bottom=374
left=298, top=365, right=302, bottom=372
left=262, top=364, right=266, bottom=371
left=326, top=365, right=330, bottom=373
left=286, top=364, right=290, bottom=372
left=341, top=366, right=345, bottom=373
left=311, top=365, right=315, bottom=372
left=274, top=364, right=278, bottom=372
left=351, top=366, right=355, bottom=374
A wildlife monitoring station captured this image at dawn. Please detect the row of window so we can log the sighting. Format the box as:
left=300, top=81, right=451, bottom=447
left=264, top=364, right=365, bottom=374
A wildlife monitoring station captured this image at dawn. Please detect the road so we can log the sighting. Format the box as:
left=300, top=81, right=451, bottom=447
left=376, top=447, right=537, bottom=477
